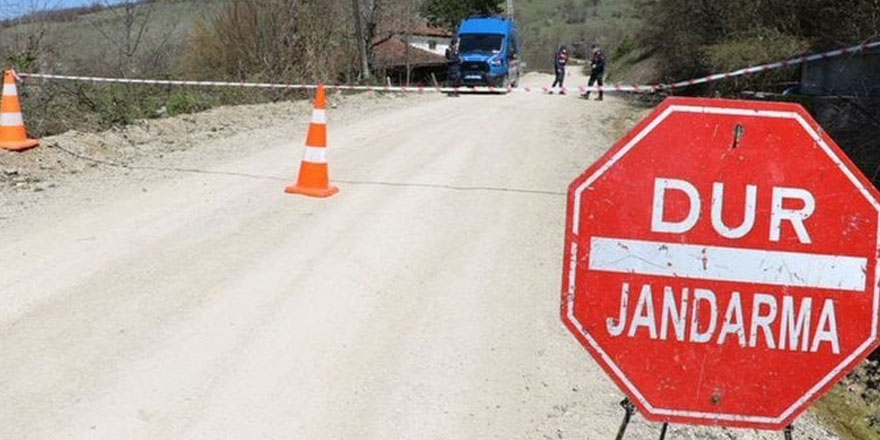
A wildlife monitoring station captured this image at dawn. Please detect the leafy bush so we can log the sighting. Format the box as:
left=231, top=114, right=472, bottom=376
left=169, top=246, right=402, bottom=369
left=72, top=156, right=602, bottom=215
left=421, top=0, right=504, bottom=30
left=702, top=30, right=810, bottom=94
left=5, top=50, right=39, bottom=72
left=183, top=0, right=360, bottom=85
left=182, top=1, right=304, bottom=82
left=612, top=35, right=636, bottom=61
left=642, top=0, right=880, bottom=90
left=166, top=91, right=212, bottom=116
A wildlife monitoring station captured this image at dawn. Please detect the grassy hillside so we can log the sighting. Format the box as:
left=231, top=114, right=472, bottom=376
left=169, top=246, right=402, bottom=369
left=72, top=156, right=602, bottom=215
left=515, top=0, right=655, bottom=82
left=1, top=0, right=217, bottom=75
left=0, top=0, right=659, bottom=135
left=0, top=1, right=292, bottom=136
left=1, top=0, right=654, bottom=79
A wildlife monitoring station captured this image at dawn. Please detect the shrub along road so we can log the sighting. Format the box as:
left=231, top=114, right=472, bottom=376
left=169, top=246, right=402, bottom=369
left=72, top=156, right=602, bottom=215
left=0, top=70, right=840, bottom=439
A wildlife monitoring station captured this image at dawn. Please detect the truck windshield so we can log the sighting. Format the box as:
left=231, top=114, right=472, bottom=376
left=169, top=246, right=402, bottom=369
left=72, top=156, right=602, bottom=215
left=459, top=34, right=504, bottom=54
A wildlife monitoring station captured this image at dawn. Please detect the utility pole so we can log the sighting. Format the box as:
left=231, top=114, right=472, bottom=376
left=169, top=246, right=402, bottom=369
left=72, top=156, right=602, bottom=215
left=404, top=32, right=411, bottom=87
left=405, top=0, right=412, bottom=86
left=352, top=0, right=371, bottom=80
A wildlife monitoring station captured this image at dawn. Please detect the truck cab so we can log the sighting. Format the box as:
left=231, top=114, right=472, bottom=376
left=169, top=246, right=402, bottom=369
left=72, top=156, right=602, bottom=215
left=456, top=15, right=522, bottom=88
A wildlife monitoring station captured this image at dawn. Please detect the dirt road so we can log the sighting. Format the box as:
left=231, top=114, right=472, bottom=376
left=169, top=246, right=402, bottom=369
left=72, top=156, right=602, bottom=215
left=0, top=71, right=839, bottom=439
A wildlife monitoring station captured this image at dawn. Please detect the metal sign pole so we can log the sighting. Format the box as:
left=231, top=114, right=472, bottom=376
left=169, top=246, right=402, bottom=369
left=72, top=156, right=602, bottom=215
left=614, top=398, right=635, bottom=440
left=612, top=398, right=790, bottom=440
left=563, top=97, right=880, bottom=432
left=658, top=422, right=668, bottom=440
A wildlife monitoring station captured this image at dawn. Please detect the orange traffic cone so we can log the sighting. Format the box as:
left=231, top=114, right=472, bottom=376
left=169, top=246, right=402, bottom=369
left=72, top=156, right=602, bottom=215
left=285, top=85, right=339, bottom=198
left=0, top=70, right=38, bottom=152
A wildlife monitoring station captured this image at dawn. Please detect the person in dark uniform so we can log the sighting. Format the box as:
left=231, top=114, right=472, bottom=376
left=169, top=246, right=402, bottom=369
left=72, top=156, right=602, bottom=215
left=445, top=38, right=462, bottom=96
left=551, top=46, right=569, bottom=94
left=583, top=44, right=606, bottom=101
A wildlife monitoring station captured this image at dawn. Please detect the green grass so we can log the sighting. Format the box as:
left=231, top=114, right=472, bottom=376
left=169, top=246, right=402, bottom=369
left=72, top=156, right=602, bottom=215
left=1, top=0, right=659, bottom=129
left=0, top=0, right=233, bottom=136
left=813, top=359, right=880, bottom=440
left=815, top=386, right=880, bottom=440
left=1, top=0, right=219, bottom=75
left=514, top=0, right=651, bottom=76
left=1, top=0, right=654, bottom=80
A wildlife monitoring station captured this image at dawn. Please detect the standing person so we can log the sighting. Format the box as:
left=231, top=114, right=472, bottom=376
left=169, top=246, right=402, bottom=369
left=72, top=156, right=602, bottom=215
left=445, top=38, right=463, bottom=97
left=583, top=44, right=606, bottom=101
left=551, top=46, right=569, bottom=94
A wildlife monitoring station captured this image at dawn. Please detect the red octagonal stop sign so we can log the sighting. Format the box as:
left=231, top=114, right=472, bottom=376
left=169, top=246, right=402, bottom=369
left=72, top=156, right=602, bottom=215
left=562, top=97, right=880, bottom=430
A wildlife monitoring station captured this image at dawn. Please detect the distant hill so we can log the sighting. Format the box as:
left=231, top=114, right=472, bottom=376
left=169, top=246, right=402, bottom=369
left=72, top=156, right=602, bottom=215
left=514, top=0, right=656, bottom=83
left=0, top=0, right=218, bottom=76
left=0, top=0, right=658, bottom=137
left=0, top=0, right=656, bottom=83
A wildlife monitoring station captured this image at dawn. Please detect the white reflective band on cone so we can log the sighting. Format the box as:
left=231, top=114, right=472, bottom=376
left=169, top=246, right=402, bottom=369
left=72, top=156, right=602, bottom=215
left=0, top=112, right=24, bottom=126
left=2, top=84, right=16, bottom=96
left=312, top=109, right=326, bottom=124
left=302, top=146, right=327, bottom=164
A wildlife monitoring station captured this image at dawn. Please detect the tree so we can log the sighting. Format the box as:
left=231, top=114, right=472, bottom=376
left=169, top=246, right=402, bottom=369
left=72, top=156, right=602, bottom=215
left=352, top=0, right=370, bottom=80
left=421, top=0, right=504, bottom=31
left=643, top=0, right=880, bottom=86
left=0, top=0, right=63, bottom=72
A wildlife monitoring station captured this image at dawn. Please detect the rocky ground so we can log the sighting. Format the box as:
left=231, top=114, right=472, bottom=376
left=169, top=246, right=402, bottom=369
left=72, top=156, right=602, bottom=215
left=0, top=91, right=416, bottom=221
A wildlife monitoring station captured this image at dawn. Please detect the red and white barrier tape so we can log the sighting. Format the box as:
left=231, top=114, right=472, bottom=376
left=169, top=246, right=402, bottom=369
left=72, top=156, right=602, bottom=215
left=16, top=40, right=880, bottom=95
left=663, top=39, right=880, bottom=90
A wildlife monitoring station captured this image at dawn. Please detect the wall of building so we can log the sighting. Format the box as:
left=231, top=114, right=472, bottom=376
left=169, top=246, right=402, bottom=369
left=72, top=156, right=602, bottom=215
left=407, top=35, right=449, bottom=57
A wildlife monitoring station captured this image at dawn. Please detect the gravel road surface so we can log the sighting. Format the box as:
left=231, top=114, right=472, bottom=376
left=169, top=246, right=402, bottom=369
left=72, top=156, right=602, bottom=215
left=0, top=70, right=839, bottom=439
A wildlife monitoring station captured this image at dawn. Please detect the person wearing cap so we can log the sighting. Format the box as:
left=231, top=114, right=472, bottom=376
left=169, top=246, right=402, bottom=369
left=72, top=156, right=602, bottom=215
left=583, top=44, right=606, bottom=101
left=551, top=45, right=569, bottom=94
left=445, top=38, right=463, bottom=96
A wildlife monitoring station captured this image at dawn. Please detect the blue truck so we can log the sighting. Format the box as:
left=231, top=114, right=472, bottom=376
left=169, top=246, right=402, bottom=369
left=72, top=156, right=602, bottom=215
left=455, top=15, right=522, bottom=88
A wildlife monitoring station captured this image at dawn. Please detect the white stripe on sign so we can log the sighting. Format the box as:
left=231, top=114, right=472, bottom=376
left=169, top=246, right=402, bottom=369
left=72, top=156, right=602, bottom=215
left=0, top=112, right=23, bottom=126
left=312, top=109, right=326, bottom=124
left=3, top=83, right=17, bottom=96
left=588, top=236, right=868, bottom=292
left=302, top=146, right=327, bottom=164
